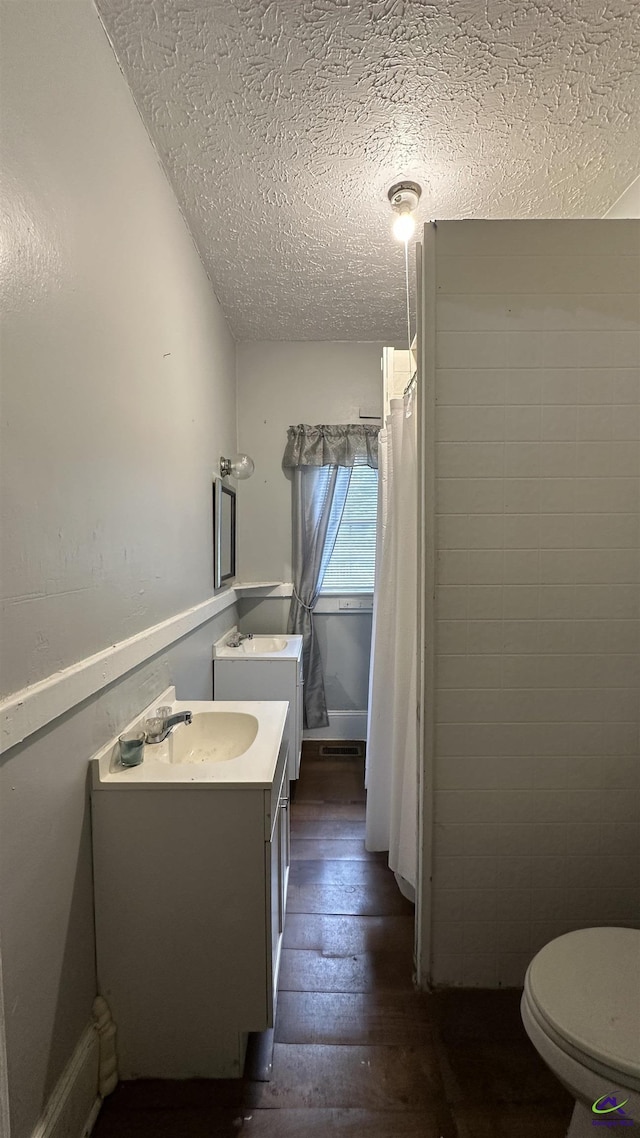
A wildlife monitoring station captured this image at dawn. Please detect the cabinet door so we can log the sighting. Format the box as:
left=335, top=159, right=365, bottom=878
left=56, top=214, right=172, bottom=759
left=279, top=778, right=290, bottom=924
left=267, top=762, right=289, bottom=1024
left=269, top=805, right=281, bottom=1012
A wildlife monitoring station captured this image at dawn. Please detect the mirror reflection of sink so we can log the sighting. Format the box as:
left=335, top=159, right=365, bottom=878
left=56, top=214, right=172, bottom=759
left=170, top=712, right=259, bottom=763
left=242, top=637, right=287, bottom=654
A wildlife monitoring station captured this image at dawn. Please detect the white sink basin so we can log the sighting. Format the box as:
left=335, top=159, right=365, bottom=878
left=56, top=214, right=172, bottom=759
left=94, top=691, right=289, bottom=787
left=213, top=632, right=303, bottom=660
left=170, top=712, right=259, bottom=763
left=241, top=636, right=287, bottom=654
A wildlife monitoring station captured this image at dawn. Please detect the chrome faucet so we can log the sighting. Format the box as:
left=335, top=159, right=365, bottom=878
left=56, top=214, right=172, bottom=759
left=226, top=632, right=254, bottom=648
left=144, top=709, right=193, bottom=744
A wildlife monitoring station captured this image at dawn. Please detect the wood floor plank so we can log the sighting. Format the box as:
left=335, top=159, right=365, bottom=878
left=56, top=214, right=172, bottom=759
left=289, top=858, right=397, bottom=887
left=295, top=758, right=366, bottom=800
left=431, top=989, right=528, bottom=1045
left=246, top=1043, right=448, bottom=1110
left=89, top=1104, right=245, bottom=1136
left=289, top=801, right=364, bottom=819
left=298, top=757, right=365, bottom=778
left=290, top=802, right=366, bottom=822
left=290, top=838, right=383, bottom=861
left=283, top=913, right=415, bottom=955
left=274, top=991, right=435, bottom=1046
left=91, top=1079, right=246, bottom=1110
left=278, top=947, right=414, bottom=993
left=242, top=1107, right=458, bottom=1138
left=452, top=1103, right=573, bottom=1138
left=435, top=1039, right=571, bottom=1106
left=287, top=881, right=414, bottom=916
left=290, top=817, right=366, bottom=840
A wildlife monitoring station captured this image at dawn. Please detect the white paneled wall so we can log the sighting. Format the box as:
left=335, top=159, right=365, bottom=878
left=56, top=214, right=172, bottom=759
left=429, top=221, right=640, bottom=988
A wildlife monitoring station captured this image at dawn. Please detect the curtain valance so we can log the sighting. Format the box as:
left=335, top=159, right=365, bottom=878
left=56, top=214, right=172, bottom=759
left=283, top=424, right=380, bottom=470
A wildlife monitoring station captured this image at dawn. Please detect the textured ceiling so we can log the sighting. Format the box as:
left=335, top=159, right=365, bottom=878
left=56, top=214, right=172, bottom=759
left=96, top=0, right=640, bottom=341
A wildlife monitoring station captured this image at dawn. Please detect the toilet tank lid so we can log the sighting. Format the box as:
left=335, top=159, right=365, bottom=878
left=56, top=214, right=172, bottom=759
left=525, top=928, right=640, bottom=1082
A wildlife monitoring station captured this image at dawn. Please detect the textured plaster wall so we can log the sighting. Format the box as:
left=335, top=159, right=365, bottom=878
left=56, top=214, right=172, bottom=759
left=96, top=0, right=640, bottom=340
left=1, top=2, right=236, bottom=698
left=0, top=3, right=237, bottom=1134
left=236, top=341, right=383, bottom=583
left=236, top=341, right=384, bottom=720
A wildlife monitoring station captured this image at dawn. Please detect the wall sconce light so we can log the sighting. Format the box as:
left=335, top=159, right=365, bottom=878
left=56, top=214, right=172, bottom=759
left=388, top=180, right=422, bottom=243
left=219, top=453, right=255, bottom=480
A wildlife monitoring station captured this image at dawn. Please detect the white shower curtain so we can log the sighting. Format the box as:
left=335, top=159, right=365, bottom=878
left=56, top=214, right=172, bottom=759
left=365, top=392, right=418, bottom=889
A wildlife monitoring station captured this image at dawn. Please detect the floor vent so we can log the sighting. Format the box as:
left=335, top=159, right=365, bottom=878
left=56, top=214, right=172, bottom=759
left=318, top=744, right=364, bottom=757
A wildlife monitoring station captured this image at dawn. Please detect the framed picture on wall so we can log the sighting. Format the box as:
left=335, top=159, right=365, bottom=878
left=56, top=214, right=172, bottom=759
left=213, top=478, right=236, bottom=588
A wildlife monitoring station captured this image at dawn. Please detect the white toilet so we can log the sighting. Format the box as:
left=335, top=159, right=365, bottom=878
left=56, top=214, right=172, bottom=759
left=521, top=927, right=640, bottom=1136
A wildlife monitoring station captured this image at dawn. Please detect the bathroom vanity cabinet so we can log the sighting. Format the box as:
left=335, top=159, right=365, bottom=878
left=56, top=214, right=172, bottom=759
left=91, top=731, right=290, bottom=1080
left=214, top=636, right=304, bottom=781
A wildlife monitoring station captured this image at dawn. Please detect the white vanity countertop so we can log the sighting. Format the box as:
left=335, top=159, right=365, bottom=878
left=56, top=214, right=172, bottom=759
left=92, top=699, right=288, bottom=791
left=214, top=633, right=303, bottom=661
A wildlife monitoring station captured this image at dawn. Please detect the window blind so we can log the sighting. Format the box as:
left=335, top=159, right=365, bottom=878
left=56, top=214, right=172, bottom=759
left=321, top=461, right=378, bottom=592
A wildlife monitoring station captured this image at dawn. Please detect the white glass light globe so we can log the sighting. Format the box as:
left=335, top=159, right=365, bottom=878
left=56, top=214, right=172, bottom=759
left=392, top=211, right=416, bottom=243
left=230, top=454, right=255, bottom=480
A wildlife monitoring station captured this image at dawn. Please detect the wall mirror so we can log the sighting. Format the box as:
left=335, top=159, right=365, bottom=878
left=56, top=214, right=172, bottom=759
left=213, top=478, right=236, bottom=588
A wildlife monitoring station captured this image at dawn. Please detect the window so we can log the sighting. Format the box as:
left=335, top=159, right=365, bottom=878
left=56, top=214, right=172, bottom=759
left=320, top=460, right=378, bottom=592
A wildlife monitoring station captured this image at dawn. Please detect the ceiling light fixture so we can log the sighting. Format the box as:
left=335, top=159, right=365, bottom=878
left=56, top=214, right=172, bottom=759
left=219, top=453, right=255, bottom=480
left=388, top=180, right=422, bottom=364
left=387, top=180, right=422, bottom=243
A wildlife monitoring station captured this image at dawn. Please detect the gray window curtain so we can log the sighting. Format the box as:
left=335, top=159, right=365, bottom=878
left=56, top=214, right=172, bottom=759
left=283, top=425, right=379, bottom=730
left=283, top=423, right=380, bottom=470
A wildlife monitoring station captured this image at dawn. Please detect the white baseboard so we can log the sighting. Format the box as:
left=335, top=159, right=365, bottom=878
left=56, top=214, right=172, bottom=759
left=303, top=710, right=367, bottom=741
left=31, top=1022, right=100, bottom=1138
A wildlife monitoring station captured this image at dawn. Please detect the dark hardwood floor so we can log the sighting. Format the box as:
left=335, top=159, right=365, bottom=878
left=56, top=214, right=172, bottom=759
left=92, top=752, right=573, bottom=1137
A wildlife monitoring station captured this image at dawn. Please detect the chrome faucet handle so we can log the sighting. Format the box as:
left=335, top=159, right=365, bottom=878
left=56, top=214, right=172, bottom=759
left=144, top=710, right=192, bottom=744
left=144, top=716, right=165, bottom=741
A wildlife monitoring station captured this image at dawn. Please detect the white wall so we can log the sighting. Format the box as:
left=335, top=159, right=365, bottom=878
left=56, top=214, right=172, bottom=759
left=1, top=4, right=237, bottom=698
left=427, top=220, right=640, bottom=988
left=604, top=174, right=640, bottom=219
left=237, top=595, right=372, bottom=716
left=235, top=342, right=383, bottom=734
left=0, top=4, right=237, bottom=1135
left=236, top=341, right=384, bottom=582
